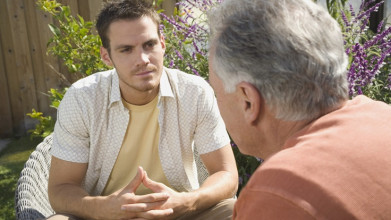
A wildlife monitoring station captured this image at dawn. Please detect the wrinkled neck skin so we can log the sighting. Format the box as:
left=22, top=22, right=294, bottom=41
left=255, top=100, right=347, bottom=159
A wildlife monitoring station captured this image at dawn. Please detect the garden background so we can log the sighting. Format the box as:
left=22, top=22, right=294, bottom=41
left=0, top=0, right=391, bottom=219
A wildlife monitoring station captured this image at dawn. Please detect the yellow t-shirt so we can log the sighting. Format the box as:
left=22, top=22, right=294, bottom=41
left=102, top=95, right=172, bottom=195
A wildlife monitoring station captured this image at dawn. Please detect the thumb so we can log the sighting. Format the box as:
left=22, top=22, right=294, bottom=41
left=142, top=172, right=165, bottom=193
left=124, top=166, right=145, bottom=193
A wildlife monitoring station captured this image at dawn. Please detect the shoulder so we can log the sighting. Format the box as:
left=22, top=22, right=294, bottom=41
left=65, top=69, right=115, bottom=98
left=348, top=95, right=391, bottom=116
left=59, top=69, right=116, bottom=112
left=165, top=67, right=211, bottom=90
left=245, top=147, right=331, bottom=195
left=164, top=68, right=216, bottom=109
left=71, top=69, right=114, bottom=91
left=164, top=67, right=214, bottom=102
left=238, top=147, right=360, bottom=219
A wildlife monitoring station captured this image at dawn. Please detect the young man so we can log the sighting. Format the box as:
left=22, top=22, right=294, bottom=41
left=47, top=0, right=238, bottom=219
left=208, top=0, right=391, bottom=219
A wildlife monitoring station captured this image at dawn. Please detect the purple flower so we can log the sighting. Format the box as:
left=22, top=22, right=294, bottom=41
left=192, top=68, right=200, bottom=76
left=377, top=20, right=384, bottom=33
left=349, top=4, right=356, bottom=17
left=341, top=11, right=350, bottom=28
left=356, top=1, right=384, bottom=20
left=344, top=0, right=391, bottom=97
left=160, top=0, right=216, bottom=79
left=175, top=50, right=183, bottom=60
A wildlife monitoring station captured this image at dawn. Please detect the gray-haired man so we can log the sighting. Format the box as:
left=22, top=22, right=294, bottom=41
left=208, top=0, right=391, bottom=219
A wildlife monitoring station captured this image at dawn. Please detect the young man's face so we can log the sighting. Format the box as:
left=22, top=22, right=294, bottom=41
left=101, top=16, right=165, bottom=102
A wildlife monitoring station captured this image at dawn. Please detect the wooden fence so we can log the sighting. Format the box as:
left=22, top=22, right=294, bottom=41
left=0, top=0, right=176, bottom=138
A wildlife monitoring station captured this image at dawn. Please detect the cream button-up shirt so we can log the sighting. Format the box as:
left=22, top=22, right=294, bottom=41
left=51, top=67, right=230, bottom=196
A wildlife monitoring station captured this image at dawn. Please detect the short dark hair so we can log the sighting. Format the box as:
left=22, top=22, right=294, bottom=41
left=96, top=0, right=161, bottom=50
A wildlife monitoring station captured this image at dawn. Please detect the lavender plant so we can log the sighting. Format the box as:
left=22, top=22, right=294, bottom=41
left=340, top=0, right=391, bottom=102
left=160, top=0, right=220, bottom=79
left=325, top=0, right=349, bottom=22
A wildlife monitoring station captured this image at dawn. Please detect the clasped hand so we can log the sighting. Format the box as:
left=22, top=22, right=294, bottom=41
left=102, top=167, right=190, bottom=220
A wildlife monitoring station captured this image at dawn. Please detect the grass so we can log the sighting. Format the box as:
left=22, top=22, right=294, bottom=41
left=0, top=136, right=42, bottom=220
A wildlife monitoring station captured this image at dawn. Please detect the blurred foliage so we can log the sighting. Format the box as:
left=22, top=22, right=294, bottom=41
left=0, top=136, right=42, bottom=219
left=27, top=88, right=66, bottom=139
left=37, top=0, right=108, bottom=76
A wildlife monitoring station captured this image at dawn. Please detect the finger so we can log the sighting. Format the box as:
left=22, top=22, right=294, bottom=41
left=142, top=173, right=166, bottom=192
left=129, top=192, right=170, bottom=203
left=134, top=208, right=174, bottom=219
left=120, top=200, right=167, bottom=212
left=124, top=167, right=145, bottom=192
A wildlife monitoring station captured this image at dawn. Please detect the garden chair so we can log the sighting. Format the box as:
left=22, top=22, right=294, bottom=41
left=15, top=134, right=55, bottom=219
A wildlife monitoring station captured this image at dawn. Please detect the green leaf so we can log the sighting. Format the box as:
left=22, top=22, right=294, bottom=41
left=78, top=15, right=85, bottom=25
left=183, top=39, right=193, bottom=44
left=48, top=24, right=61, bottom=37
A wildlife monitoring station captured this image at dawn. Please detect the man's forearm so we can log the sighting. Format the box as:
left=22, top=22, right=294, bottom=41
left=49, top=184, right=104, bottom=219
left=186, top=170, right=238, bottom=212
left=50, top=166, right=174, bottom=220
left=187, top=145, right=239, bottom=212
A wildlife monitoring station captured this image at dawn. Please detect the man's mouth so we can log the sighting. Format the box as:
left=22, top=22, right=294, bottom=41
left=135, top=70, right=154, bottom=76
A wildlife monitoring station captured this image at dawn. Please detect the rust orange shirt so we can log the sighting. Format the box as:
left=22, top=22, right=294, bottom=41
left=234, top=96, right=391, bottom=219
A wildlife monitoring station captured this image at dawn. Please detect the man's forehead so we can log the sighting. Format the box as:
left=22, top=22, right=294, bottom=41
left=108, top=19, right=160, bottom=46
left=108, top=17, right=159, bottom=33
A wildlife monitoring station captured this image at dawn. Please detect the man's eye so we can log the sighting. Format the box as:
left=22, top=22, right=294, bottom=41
left=121, top=48, right=131, bottom=53
left=145, top=42, right=156, bottom=49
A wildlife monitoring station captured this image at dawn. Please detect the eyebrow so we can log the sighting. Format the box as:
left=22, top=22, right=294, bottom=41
left=114, top=37, right=160, bottom=51
left=114, top=44, right=134, bottom=51
left=144, top=39, right=159, bottom=46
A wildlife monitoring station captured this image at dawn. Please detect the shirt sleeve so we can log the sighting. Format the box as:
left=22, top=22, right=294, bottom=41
left=234, top=187, right=315, bottom=220
left=193, top=81, right=230, bottom=155
left=234, top=160, right=358, bottom=220
left=234, top=166, right=318, bottom=220
left=51, top=86, right=90, bottom=163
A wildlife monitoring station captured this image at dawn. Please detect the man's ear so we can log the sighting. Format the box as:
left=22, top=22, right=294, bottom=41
left=100, top=47, right=113, bottom=66
left=160, top=34, right=166, bottom=52
left=236, top=82, right=262, bottom=124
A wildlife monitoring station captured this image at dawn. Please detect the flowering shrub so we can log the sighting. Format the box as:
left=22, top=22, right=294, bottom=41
left=337, top=0, right=391, bottom=102
left=160, top=0, right=221, bottom=79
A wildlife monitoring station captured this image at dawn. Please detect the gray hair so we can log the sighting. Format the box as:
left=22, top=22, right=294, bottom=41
left=208, top=0, right=349, bottom=121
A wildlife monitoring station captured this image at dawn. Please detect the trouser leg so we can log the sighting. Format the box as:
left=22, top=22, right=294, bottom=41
left=45, top=213, right=80, bottom=220
left=45, top=198, right=236, bottom=220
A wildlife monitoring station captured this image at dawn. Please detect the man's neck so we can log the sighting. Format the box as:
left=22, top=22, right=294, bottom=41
left=274, top=119, right=313, bottom=146
left=257, top=113, right=314, bottom=159
left=260, top=101, right=347, bottom=159
left=121, top=87, right=159, bottom=105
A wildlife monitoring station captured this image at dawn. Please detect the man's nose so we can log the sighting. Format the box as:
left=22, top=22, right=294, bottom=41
left=136, top=50, right=150, bottom=67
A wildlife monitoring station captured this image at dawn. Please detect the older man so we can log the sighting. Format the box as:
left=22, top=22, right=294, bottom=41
left=208, top=0, right=391, bottom=219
